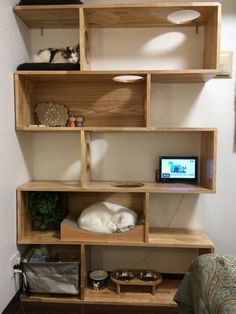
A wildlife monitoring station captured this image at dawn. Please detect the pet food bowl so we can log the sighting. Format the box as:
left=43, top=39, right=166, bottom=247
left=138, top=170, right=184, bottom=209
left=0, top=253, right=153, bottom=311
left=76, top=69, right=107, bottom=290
left=139, top=270, right=161, bottom=282
left=115, top=270, right=135, bottom=281
left=89, top=270, right=108, bottom=290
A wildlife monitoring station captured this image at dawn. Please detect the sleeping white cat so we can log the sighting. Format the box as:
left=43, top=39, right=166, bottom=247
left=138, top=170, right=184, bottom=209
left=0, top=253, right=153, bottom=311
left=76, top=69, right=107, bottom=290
left=77, top=201, right=137, bottom=234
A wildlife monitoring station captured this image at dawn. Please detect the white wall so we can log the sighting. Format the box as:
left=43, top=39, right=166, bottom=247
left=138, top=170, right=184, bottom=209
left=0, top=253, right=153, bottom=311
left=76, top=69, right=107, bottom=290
left=1, top=0, right=236, bottom=309
left=0, top=0, right=32, bottom=312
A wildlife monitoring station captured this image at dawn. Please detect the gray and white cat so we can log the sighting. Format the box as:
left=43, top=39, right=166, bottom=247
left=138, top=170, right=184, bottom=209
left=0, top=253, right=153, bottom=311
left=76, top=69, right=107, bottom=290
left=33, top=44, right=79, bottom=64
left=77, top=201, right=137, bottom=234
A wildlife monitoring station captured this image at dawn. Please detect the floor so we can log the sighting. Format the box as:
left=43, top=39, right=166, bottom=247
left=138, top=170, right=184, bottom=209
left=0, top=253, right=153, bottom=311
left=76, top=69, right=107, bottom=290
left=21, top=304, right=178, bottom=314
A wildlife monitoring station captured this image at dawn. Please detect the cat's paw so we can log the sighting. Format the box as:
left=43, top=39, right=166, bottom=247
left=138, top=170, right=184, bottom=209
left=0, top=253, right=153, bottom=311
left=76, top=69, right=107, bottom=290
left=117, top=224, right=135, bottom=233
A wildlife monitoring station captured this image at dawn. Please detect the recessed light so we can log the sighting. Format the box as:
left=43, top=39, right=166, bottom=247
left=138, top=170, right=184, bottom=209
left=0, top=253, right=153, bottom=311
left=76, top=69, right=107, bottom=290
left=167, top=10, right=200, bottom=24
left=113, top=75, right=144, bottom=83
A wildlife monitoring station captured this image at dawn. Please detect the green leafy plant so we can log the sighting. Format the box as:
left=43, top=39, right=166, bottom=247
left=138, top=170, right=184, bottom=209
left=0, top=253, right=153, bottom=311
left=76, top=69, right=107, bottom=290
left=29, top=192, right=66, bottom=231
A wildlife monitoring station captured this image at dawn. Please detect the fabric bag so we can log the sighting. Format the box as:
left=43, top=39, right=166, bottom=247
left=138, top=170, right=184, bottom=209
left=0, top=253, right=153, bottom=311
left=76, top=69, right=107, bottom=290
left=22, top=246, right=80, bottom=295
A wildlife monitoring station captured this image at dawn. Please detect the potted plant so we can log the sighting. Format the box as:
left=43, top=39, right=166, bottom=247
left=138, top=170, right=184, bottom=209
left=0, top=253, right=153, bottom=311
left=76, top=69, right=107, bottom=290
left=29, top=192, right=66, bottom=231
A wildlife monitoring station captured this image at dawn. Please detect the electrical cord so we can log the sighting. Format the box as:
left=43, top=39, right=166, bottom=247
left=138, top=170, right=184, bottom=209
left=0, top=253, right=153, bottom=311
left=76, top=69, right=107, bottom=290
left=127, top=248, right=155, bottom=269
left=167, top=194, right=185, bottom=227
left=13, top=267, right=27, bottom=291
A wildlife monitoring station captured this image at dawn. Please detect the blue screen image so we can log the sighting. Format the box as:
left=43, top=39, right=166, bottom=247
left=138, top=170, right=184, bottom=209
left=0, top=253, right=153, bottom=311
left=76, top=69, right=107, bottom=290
left=161, top=158, right=196, bottom=179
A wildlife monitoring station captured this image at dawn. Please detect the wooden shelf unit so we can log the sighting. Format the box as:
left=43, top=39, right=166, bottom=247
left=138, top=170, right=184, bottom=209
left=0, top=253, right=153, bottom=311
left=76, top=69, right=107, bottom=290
left=13, top=1, right=219, bottom=310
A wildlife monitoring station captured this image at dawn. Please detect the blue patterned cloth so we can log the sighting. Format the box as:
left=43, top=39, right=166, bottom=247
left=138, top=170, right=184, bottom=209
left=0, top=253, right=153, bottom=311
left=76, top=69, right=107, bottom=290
left=174, top=254, right=236, bottom=313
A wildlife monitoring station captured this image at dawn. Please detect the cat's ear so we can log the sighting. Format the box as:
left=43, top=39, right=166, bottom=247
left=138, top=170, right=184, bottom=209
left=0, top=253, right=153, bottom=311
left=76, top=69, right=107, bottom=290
left=75, top=43, right=80, bottom=52
left=117, top=214, right=123, bottom=224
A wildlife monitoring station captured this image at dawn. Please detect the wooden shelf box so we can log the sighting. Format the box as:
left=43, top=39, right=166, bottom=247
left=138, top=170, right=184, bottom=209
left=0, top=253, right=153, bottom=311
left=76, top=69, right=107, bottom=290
left=60, top=192, right=147, bottom=244
left=14, top=3, right=221, bottom=76
left=15, top=72, right=149, bottom=129
left=17, top=189, right=147, bottom=244
left=83, top=128, right=217, bottom=193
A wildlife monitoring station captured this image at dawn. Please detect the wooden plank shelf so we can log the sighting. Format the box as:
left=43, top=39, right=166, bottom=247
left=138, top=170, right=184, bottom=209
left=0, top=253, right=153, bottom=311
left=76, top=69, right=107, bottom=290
left=18, top=126, right=217, bottom=133
left=83, top=181, right=215, bottom=194
left=17, top=224, right=213, bottom=250
left=17, top=180, right=82, bottom=191
left=20, top=279, right=180, bottom=307
left=18, top=230, right=61, bottom=244
left=17, top=180, right=215, bottom=194
left=15, top=70, right=218, bottom=83
left=149, top=228, right=214, bottom=250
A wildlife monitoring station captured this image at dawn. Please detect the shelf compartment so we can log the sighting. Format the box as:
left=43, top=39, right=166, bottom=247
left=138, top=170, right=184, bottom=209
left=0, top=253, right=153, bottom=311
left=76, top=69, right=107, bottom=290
left=60, top=192, right=146, bottom=244
left=14, top=5, right=81, bottom=29
left=17, top=189, right=67, bottom=244
left=20, top=279, right=179, bottom=307
left=84, top=3, right=220, bottom=28
left=15, top=72, right=148, bottom=130
left=84, top=3, right=221, bottom=72
left=84, top=128, right=217, bottom=192
left=17, top=189, right=147, bottom=245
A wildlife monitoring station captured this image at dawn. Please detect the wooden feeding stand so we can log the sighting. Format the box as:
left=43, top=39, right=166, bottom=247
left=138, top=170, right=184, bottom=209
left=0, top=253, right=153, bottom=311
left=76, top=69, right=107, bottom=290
left=110, top=270, right=162, bottom=295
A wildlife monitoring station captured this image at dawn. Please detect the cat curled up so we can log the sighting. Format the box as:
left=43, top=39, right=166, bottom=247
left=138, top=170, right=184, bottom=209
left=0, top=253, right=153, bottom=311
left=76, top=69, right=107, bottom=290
left=33, top=44, right=80, bottom=64
left=77, top=202, right=138, bottom=234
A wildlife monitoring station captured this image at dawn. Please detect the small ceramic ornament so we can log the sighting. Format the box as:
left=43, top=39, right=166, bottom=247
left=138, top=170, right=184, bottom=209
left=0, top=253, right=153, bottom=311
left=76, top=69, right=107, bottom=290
left=68, top=115, right=76, bottom=127
left=76, top=115, right=84, bottom=127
